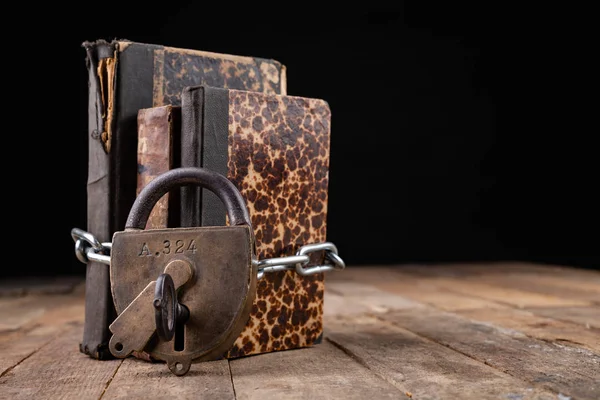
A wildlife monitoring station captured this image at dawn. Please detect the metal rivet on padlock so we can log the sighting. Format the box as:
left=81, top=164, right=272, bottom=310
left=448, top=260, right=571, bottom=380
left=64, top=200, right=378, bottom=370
left=107, top=167, right=258, bottom=376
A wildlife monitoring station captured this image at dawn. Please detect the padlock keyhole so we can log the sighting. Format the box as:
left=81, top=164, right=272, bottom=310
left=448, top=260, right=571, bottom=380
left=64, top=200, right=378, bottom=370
left=174, top=304, right=188, bottom=352
left=154, top=274, right=190, bottom=344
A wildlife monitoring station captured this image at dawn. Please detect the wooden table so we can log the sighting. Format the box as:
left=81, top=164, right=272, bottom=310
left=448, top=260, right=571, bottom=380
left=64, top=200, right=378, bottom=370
left=1, top=263, right=598, bottom=399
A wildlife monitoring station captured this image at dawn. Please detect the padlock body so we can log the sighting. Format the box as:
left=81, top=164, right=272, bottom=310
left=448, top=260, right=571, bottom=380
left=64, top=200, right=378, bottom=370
left=110, top=225, right=256, bottom=361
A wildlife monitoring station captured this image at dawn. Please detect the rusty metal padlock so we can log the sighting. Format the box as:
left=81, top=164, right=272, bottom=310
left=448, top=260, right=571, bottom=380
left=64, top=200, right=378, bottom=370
left=106, top=167, right=257, bottom=376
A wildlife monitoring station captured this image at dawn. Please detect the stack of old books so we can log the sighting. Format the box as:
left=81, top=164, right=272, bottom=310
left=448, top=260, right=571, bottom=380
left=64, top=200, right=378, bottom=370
left=81, top=40, right=332, bottom=360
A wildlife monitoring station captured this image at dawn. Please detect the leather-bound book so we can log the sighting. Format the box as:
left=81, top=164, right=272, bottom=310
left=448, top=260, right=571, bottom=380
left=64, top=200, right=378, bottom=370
left=82, top=39, right=287, bottom=359
left=180, top=86, right=332, bottom=357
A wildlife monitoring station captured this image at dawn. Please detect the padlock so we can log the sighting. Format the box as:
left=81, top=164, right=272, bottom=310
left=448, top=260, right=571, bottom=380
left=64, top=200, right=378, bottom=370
left=106, top=167, right=257, bottom=376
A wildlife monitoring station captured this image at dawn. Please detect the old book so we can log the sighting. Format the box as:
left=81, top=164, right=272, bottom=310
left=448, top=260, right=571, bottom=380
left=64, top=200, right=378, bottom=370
left=180, top=86, right=332, bottom=357
left=82, top=39, right=287, bottom=359
left=136, top=105, right=181, bottom=229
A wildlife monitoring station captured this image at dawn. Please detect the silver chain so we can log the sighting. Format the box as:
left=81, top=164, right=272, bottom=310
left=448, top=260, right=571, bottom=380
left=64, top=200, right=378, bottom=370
left=71, top=228, right=345, bottom=279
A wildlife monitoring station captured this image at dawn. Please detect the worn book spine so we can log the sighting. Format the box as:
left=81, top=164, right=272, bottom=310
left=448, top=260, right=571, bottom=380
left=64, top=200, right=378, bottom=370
left=82, top=38, right=287, bottom=359
left=136, top=105, right=181, bottom=229
left=82, top=41, right=117, bottom=359
left=181, top=86, right=332, bottom=357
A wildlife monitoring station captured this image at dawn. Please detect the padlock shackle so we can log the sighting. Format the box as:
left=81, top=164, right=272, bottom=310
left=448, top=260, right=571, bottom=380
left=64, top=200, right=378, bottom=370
left=126, top=167, right=252, bottom=230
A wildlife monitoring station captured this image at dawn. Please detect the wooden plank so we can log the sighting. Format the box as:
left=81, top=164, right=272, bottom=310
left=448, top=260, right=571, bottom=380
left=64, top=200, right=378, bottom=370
left=325, top=311, right=559, bottom=400
left=329, top=266, right=511, bottom=311
left=230, top=340, right=406, bottom=399
left=324, top=282, right=420, bottom=322
left=521, top=265, right=600, bottom=285
left=331, top=265, right=598, bottom=308
left=458, top=274, right=600, bottom=304
left=524, top=306, right=600, bottom=330
left=0, top=289, right=85, bottom=333
left=327, top=280, right=600, bottom=399
left=397, top=262, right=600, bottom=284
left=383, top=307, right=600, bottom=399
left=328, top=266, right=414, bottom=283
left=396, top=274, right=591, bottom=308
left=0, top=296, right=46, bottom=332
left=344, top=266, right=600, bottom=328
left=478, top=272, right=600, bottom=295
left=0, top=293, right=85, bottom=375
left=369, top=279, right=600, bottom=352
left=333, top=267, right=600, bottom=334
left=102, top=358, right=234, bottom=399
left=325, top=281, right=424, bottom=316
left=0, top=325, right=122, bottom=400
left=457, top=307, right=600, bottom=352
left=0, top=276, right=83, bottom=297
left=335, top=266, right=593, bottom=308
left=373, top=279, right=510, bottom=311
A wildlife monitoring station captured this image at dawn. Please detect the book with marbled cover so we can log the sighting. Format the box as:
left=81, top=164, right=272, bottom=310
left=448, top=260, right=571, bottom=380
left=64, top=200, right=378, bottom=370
left=180, top=86, right=331, bottom=357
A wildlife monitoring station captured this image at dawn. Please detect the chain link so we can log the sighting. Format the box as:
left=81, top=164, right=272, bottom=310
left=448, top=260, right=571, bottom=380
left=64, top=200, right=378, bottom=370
left=71, top=228, right=345, bottom=279
left=71, top=228, right=112, bottom=265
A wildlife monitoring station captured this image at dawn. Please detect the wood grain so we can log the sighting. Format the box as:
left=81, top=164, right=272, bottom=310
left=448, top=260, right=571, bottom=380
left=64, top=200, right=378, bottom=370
left=0, top=293, right=85, bottom=375
left=398, top=262, right=600, bottom=283
left=396, top=275, right=591, bottom=308
left=230, top=340, right=406, bottom=399
left=470, top=271, right=600, bottom=294
left=0, top=326, right=122, bottom=400
left=1, top=264, right=598, bottom=399
left=369, top=277, right=600, bottom=351
left=326, top=278, right=600, bottom=399
left=383, top=307, right=600, bottom=399
left=523, top=306, right=600, bottom=330
left=0, top=296, right=46, bottom=332
left=456, top=274, right=600, bottom=304
left=332, top=265, right=599, bottom=330
left=102, top=358, right=234, bottom=399
left=331, top=265, right=597, bottom=306
left=457, top=306, right=600, bottom=351
left=326, top=313, right=559, bottom=400
left=370, top=279, right=511, bottom=311
left=0, top=276, right=82, bottom=298
left=325, top=281, right=424, bottom=315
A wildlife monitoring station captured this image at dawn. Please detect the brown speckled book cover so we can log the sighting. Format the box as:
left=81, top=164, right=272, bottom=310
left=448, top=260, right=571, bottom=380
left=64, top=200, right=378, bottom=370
left=181, top=86, right=331, bottom=358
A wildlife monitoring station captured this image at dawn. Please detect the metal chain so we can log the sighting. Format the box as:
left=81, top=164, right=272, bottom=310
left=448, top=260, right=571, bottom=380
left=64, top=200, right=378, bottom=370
left=71, top=228, right=345, bottom=279
left=71, top=228, right=112, bottom=265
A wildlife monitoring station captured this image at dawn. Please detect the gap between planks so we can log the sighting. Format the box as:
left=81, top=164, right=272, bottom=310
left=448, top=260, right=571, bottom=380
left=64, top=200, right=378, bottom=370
left=228, top=359, right=238, bottom=400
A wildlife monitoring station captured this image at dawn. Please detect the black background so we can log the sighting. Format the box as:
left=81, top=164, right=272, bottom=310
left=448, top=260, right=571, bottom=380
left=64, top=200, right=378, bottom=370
left=8, top=4, right=598, bottom=277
